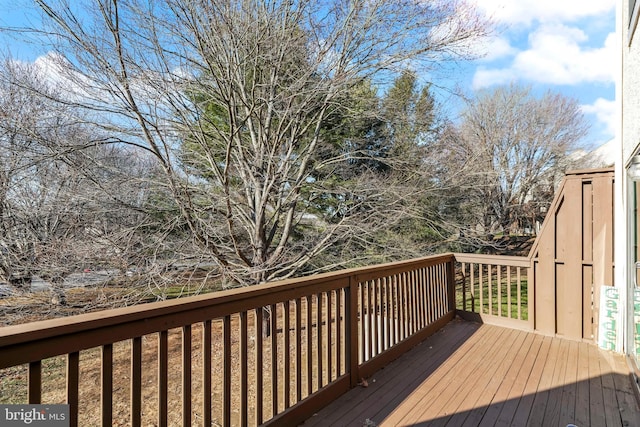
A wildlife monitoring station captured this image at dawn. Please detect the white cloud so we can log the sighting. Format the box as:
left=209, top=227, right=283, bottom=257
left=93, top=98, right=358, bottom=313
left=581, top=97, right=616, bottom=136
left=14, top=52, right=97, bottom=103
left=477, top=36, right=517, bottom=62
left=472, top=67, right=515, bottom=88
left=27, top=51, right=183, bottom=107
left=473, top=0, right=615, bottom=26
left=472, top=26, right=615, bottom=88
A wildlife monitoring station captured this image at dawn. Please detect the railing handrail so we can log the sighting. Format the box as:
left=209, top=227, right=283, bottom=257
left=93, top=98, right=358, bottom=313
left=0, top=252, right=458, bottom=426
left=453, top=253, right=531, bottom=267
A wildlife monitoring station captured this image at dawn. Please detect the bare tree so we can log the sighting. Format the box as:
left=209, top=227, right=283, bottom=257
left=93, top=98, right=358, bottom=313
left=0, top=59, right=158, bottom=299
left=0, top=59, right=75, bottom=288
left=439, top=84, right=589, bottom=237
left=10, top=0, right=491, bottom=285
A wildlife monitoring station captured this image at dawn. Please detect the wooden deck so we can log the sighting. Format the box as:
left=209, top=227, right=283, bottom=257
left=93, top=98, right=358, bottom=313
left=301, top=319, right=640, bottom=427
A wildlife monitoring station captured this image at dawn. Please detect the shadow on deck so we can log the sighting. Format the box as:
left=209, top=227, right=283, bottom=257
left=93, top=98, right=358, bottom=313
left=301, top=319, right=640, bottom=427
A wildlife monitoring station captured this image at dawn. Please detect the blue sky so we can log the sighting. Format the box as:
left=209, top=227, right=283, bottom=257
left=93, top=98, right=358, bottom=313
left=457, top=0, right=616, bottom=149
left=1, top=1, right=616, bottom=149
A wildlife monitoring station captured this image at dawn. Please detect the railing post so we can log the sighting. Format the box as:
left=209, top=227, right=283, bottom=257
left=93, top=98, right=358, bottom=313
left=461, top=263, right=466, bottom=312
left=347, top=274, right=359, bottom=387
left=527, top=265, right=535, bottom=331
left=447, top=256, right=456, bottom=313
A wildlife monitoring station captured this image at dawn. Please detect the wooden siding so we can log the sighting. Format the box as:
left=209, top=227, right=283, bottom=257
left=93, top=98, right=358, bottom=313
left=301, top=320, right=640, bottom=427
left=530, top=169, right=615, bottom=341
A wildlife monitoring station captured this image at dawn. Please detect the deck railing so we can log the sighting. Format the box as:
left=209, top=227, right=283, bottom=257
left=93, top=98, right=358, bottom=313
left=0, top=254, right=456, bottom=427
left=454, top=253, right=533, bottom=331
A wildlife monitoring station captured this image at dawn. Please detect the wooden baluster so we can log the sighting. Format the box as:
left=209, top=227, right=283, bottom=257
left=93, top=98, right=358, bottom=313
left=507, top=266, right=513, bottom=318
left=336, top=289, right=343, bottom=377
left=158, top=331, right=168, bottom=427
left=28, top=361, right=41, bottom=404
left=359, top=283, right=365, bottom=364
left=392, top=275, right=398, bottom=344
left=67, top=352, right=79, bottom=427
left=471, top=263, right=476, bottom=312
left=461, top=262, right=466, bottom=311
left=327, top=290, right=333, bottom=382
left=411, top=271, right=418, bottom=334
left=402, top=273, right=408, bottom=339
left=317, top=293, right=324, bottom=389
left=417, top=270, right=423, bottom=330
left=348, top=277, right=359, bottom=388
left=255, top=309, right=263, bottom=425
left=203, top=320, right=212, bottom=427
left=284, top=301, right=291, bottom=409
left=130, top=339, right=141, bottom=427
left=479, top=264, right=484, bottom=315
left=385, top=277, right=391, bottom=350
left=183, top=325, right=192, bottom=426
left=270, top=304, right=278, bottom=416
left=306, top=295, right=313, bottom=395
left=369, top=279, right=378, bottom=359
left=295, top=299, right=302, bottom=402
left=517, top=267, right=522, bottom=320
left=488, top=265, right=493, bottom=315
left=223, top=316, right=231, bottom=426
left=498, top=266, right=502, bottom=317
left=102, top=344, right=113, bottom=427
left=239, top=313, right=247, bottom=427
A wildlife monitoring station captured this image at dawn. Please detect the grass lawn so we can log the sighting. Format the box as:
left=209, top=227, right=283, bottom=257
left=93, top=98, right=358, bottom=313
left=456, top=270, right=528, bottom=321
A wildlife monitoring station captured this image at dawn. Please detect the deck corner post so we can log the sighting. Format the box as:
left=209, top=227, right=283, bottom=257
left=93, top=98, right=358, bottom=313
left=447, top=256, right=456, bottom=313
left=527, top=264, right=535, bottom=331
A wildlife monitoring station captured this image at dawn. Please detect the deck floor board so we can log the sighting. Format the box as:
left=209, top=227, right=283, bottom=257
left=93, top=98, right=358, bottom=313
left=314, top=320, right=482, bottom=426
left=300, top=320, right=640, bottom=427
left=397, top=325, right=510, bottom=426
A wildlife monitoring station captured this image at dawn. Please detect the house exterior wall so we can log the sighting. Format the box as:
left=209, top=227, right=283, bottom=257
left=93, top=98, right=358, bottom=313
left=619, top=0, right=640, bottom=360
left=623, top=2, right=640, bottom=163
